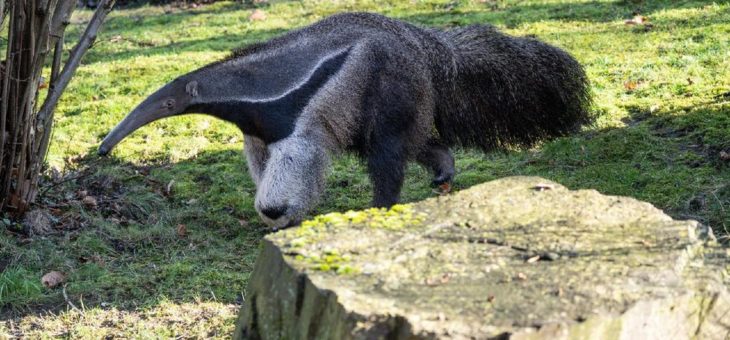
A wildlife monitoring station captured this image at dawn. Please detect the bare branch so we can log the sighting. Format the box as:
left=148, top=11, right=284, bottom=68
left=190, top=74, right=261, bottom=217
left=36, top=0, right=115, bottom=159
left=50, top=34, right=64, bottom=84
left=51, top=0, right=76, bottom=40
left=0, top=0, right=6, bottom=29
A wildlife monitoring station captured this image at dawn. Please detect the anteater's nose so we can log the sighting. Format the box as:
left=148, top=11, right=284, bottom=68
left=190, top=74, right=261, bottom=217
left=261, top=206, right=287, bottom=220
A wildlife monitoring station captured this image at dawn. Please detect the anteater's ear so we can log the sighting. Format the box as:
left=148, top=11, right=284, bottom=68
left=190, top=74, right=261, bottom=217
left=185, top=81, right=199, bottom=97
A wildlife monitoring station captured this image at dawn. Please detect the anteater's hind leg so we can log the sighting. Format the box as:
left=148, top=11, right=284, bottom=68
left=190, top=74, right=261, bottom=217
left=416, top=141, right=455, bottom=190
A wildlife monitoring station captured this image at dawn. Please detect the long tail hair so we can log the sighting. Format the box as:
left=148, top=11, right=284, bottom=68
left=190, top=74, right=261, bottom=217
left=433, top=25, right=592, bottom=151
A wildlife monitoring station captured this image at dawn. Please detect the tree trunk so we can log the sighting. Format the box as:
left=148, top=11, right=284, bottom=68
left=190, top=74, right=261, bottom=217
left=0, top=0, right=115, bottom=216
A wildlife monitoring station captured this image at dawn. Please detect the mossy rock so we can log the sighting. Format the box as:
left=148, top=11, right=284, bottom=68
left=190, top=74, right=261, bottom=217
left=235, top=176, right=729, bottom=339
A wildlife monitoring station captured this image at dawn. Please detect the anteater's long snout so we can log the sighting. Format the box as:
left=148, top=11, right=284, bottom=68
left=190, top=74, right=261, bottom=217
left=98, top=84, right=184, bottom=156
left=98, top=105, right=165, bottom=156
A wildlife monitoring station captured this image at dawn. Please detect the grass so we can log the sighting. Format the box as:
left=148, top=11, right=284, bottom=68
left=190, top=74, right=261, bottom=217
left=1, top=0, right=729, bottom=337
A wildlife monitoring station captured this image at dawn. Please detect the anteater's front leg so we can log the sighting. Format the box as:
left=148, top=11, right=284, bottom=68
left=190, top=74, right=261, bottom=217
left=243, top=135, right=268, bottom=187
left=367, top=138, right=407, bottom=208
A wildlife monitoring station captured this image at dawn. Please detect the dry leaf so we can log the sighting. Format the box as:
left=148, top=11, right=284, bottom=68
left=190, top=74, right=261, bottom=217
left=41, top=271, right=66, bottom=288
left=432, top=182, right=452, bottom=195
left=177, top=224, right=187, bottom=237
left=526, top=255, right=540, bottom=263
left=719, top=151, right=729, bottom=161
left=624, top=80, right=639, bottom=92
left=249, top=9, right=266, bottom=21
left=82, top=196, right=97, bottom=209
left=624, top=15, right=648, bottom=25
left=38, top=76, right=48, bottom=89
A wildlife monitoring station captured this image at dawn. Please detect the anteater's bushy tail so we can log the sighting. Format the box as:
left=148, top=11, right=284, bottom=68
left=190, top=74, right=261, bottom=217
left=434, top=25, right=592, bottom=151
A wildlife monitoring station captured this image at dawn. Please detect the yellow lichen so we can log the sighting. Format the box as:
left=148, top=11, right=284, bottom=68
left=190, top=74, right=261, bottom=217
left=295, top=204, right=426, bottom=233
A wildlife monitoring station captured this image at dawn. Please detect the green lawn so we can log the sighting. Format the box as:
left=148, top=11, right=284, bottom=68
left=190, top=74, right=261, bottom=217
left=2, top=0, right=729, bottom=337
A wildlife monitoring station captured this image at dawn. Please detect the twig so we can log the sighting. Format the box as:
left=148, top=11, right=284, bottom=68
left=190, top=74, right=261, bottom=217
left=711, top=191, right=726, bottom=213
left=62, top=284, right=81, bottom=312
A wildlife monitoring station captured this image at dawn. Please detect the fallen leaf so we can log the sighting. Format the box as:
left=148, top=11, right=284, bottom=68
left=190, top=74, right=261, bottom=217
left=624, top=80, right=639, bottom=92
left=82, top=196, right=97, bottom=209
left=249, top=9, right=266, bottom=21
left=41, top=271, right=66, bottom=288
left=720, top=151, right=730, bottom=161
left=526, top=255, right=540, bottom=263
left=624, top=15, right=648, bottom=25
left=177, top=224, right=187, bottom=237
left=38, top=76, right=48, bottom=89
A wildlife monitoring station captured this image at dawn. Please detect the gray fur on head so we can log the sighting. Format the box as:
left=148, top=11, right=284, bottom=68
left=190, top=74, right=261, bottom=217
left=99, top=12, right=592, bottom=229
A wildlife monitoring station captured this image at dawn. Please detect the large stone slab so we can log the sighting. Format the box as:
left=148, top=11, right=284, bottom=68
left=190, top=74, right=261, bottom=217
left=234, top=177, right=729, bottom=339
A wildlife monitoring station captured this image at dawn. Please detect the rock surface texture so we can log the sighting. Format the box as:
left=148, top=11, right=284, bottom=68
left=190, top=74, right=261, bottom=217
left=234, top=177, right=729, bottom=339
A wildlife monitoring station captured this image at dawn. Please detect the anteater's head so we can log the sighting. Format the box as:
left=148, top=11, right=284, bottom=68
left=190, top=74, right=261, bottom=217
left=98, top=51, right=342, bottom=230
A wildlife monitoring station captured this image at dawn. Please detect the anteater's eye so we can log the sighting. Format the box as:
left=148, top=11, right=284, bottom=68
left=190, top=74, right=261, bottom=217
left=165, top=99, right=175, bottom=108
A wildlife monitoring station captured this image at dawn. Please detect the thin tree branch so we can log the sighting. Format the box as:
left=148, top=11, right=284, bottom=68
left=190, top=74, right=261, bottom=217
left=35, top=0, right=115, bottom=158
left=50, top=0, right=75, bottom=36
left=51, top=35, right=63, bottom=84
left=49, top=0, right=75, bottom=84
left=0, top=0, right=6, bottom=29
